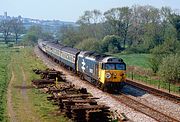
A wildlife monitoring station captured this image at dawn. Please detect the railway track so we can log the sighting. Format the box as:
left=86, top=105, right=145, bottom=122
left=78, top=77, right=180, bottom=121
left=109, top=93, right=179, bottom=122
left=126, top=79, right=180, bottom=104
left=77, top=77, right=180, bottom=122
left=35, top=46, right=180, bottom=122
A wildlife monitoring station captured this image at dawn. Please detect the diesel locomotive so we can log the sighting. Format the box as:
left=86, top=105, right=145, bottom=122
left=38, top=39, right=126, bottom=91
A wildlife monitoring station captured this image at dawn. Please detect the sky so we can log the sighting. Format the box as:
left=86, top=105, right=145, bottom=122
left=0, top=0, right=180, bottom=22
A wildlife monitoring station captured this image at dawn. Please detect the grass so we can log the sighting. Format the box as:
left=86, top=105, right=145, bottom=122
left=0, top=45, right=69, bottom=121
left=0, top=47, right=11, bottom=121
left=9, top=47, right=69, bottom=122
left=113, top=53, right=179, bottom=94
left=113, top=53, right=151, bottom=69
left=127, top=73, right=180, bottom=94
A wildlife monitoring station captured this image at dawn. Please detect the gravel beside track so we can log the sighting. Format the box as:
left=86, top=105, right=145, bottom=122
left=112, top=94, right=179, bottom=122
left=126, top=79, right=180, bottom=104
left=122, top=85, right=180, bottom=121
left=34, top=46, right=180, bottom=122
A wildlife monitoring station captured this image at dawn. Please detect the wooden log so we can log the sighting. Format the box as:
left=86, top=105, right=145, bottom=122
left=62, top=99, right=97, bottom=104
left=71, top=105, right=110, bottom=110
left=57, top=94, right=92, bottom=99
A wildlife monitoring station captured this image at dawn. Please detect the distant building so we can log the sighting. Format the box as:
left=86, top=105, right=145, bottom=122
left=4, top=12, right=7, bottom=19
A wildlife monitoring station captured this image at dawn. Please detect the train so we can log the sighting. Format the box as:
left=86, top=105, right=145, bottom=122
left=38, top=39, right=126, bottom=92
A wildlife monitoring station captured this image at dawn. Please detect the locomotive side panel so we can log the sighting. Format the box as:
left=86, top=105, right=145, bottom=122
left=77, top=55, right=99, bottom=80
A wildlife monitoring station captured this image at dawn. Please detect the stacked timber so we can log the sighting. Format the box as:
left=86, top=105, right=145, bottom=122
left=32, top=68, right=112, bottom=122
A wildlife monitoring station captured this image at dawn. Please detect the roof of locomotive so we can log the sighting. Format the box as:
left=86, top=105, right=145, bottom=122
left=79, top=51, right=124, bottom=63
left=101, top=57, right=124, bottom=63
left=78, top=51, right=110, bottom=61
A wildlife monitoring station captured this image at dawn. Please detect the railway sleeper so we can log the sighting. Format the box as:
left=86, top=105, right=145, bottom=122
left=70, top=105, right=110, bottom=110
left=32, top=68, right=113, bottom=122
left=62, top=99, right=97, bottom=104
left=56, top=94, right=92, bottom=99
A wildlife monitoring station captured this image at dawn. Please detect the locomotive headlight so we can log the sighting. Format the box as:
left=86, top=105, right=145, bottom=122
left=105, top=72, right=111, bottom=79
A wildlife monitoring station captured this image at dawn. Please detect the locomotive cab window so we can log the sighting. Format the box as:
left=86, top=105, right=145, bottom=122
left=105, top=64, right=115, bottom=70
left=116, top=63, right=126, bottom=70
left=103, top=63, right=126, bottom=70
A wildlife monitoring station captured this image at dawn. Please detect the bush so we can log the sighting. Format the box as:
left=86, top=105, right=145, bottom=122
left=100, top=35, right=123, bottom=53
left=7, top=44, right=13, bottom=47
left=150, top=38, right=180, bottom=55
left=124, top=45, right=149, bottom=54
left=158, top=54, right=180, bottom=83
left=148, top=54, right=162, bottom=73
left=75, top=38, right=101, bottom=52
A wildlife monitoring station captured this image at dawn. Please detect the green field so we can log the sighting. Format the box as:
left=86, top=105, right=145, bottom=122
left=113, top=53, right=179, bottom=94
left=113, top=53, right=151, bottom=69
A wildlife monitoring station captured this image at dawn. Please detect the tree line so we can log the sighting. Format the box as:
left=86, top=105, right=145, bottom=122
left=1, top=5, right=179, bottom=83
left=58, top=5, right=180, bottom=53
left=0, top=17, right=54, bottom=46
left=58, top=5, right=180, bottom=83
left=0, top=17, right=24, bottom=44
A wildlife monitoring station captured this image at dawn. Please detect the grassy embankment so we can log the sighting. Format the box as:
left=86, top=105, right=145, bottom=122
left=113, top=53, right=179, bottom=94
left=9, top=47, right=69, bottom=122
left=0, top=47, right=11, bottom=121
left=0, top=45, right=69, bottom=122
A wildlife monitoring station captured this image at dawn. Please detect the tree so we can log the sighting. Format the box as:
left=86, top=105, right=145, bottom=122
left=0, top=19, right=12, bottom=44
left=170, top=13, right=180, bottom=41
left=104, top=7, right=132, bottom=48
left=58, top=25, right=82, bottom=47
left=41, top=32, right=54, bottom=41
left=77, top=10, right=102, bottom=25
left=22, top=31, right=38, bottom=46
left=100, top=35, right=122, bottom=53
left=159, top=54, right=180, bottom=83
left=75, top=38, right=100, bottom=52
left=143, top=6, right=161, bottom=49
left=11, top=18, right=24, bottom=44
left=149, top=35, right=180, bottom=73
left=21, top=26, right=43, bottom=46
left=28, top=25, right=43, bottom=38
left=160, top=7, right=172, bottom=28
left=77, top=10, right=104, bottom=39
left=149, top=55, right=162, bottom=73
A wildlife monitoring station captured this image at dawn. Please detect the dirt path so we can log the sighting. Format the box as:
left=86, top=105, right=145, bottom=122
left=20, top=66, right=39, bottom=122
left=7, top=55, right=39, bottom=122
left=7, top=71, right=17, bottom=122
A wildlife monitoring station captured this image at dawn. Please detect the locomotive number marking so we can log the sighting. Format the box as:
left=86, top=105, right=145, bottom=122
left=81, top=59, right=86, bottom=72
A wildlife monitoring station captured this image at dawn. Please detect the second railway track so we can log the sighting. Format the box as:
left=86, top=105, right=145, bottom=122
left=126, top=79, right=180, bottom=104
left=110, top=93, right=179, bottom=122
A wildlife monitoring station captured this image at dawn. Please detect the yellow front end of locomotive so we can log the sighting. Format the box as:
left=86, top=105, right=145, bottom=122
left=99, top=69, right=126, bottom=84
